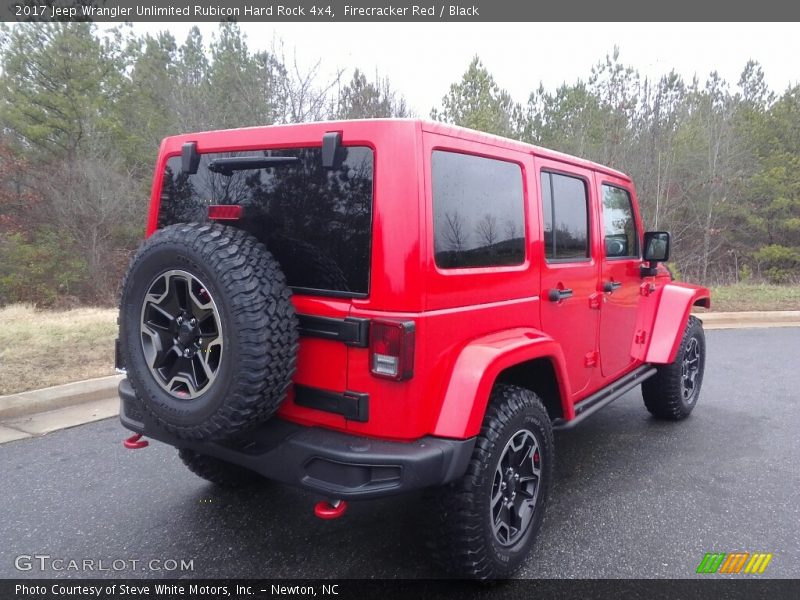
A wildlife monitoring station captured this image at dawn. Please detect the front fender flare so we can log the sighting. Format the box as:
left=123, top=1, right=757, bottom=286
left=432, top=328, right=571, bottom=439
left=645, top=283, right=711, bottom=364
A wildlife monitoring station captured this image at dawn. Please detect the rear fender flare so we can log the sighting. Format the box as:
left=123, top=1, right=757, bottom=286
left=645, top=283, right=711, bottom=364
left=432, top=328, right=571, bottom=438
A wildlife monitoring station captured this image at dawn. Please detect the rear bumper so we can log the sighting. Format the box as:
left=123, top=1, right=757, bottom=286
left=118, top=379, right=475, bottom=500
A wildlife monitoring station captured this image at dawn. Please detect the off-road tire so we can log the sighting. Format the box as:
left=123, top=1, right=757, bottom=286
left=642, top=315, right=706, bottom=420
left=178, top=448, right=263, bottom=487
left=119, top=222, right=298, bottom=440
left=427, top=384, right=554, bottom=580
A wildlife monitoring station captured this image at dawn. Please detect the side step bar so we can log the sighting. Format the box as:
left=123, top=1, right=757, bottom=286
left=552, top=364, right=657, bottom=430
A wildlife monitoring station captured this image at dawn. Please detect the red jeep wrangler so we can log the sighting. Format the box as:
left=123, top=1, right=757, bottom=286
left=117, top=119, right=710, bottom=579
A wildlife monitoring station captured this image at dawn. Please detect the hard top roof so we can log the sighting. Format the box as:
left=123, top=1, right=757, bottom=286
left=163, top=118, right=631, bottom=182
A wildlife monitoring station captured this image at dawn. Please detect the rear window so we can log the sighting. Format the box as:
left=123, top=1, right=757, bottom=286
left=432, top=151, right=525, bottom=269
left=158, top=146, right=374, bottom=296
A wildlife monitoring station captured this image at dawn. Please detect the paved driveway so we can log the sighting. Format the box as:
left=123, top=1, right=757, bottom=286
left=0, top=328, right=797, bottom=578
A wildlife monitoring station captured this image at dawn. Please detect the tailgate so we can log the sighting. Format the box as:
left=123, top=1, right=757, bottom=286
left=277, top=296, right=364, bottom=429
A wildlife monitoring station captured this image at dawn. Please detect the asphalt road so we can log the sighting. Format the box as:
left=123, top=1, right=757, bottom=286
left=1, top=328, right=798, bottom=579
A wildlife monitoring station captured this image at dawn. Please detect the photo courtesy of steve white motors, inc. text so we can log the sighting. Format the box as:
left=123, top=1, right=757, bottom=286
left=14, top=583, right=337, bottom=597
left=16, top=2, right=480, bottom=19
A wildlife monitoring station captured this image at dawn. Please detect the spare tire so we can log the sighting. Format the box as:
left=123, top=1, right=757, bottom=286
left=119, top=222, right=298, bottom=440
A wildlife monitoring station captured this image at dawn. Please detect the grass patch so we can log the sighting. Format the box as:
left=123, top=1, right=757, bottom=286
left=705, top=283, right=800, bottom=312
left=0, top=304, right=117, bottom=395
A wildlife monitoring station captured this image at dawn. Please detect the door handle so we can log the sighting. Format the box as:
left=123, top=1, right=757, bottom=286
left=603, top=281, right=623, bottom=293
left=548, top=288, right=574, bottom=302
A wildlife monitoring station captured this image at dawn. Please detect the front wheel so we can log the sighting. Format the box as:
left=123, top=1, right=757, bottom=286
left=642, top=315, right=706, bottom=420
left=427, top=384, right=554, bottom=579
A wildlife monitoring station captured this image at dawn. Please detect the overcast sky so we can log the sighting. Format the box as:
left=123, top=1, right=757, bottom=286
left=118, top=22, right=800, bottom=115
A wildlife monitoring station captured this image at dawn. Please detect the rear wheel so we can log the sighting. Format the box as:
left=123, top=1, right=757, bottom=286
left=642, top=315, right=706, bottom=420
left=427, top=384, right=554, bottom=579
left=178, top=449, right=262, bottom=487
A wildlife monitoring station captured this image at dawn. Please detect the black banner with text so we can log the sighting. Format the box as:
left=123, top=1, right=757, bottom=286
left=3, top=579, right=800, bottom=600
left=2, top=0, right=800, bottom=22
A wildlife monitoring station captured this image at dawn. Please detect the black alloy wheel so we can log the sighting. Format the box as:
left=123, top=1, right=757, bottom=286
left=140, top=269, right=224, bottom=399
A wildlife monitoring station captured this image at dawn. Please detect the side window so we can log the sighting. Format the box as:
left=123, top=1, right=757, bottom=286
left=541, top=171, right=590, bottom=261
left=601, top=184, right=639, bottom=258
left=432, top=151, right=525, bottom=269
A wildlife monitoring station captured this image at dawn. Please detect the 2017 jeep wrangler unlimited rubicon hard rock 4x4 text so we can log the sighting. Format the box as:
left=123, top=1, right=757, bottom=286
left=117, top=119, right=710, bottom=579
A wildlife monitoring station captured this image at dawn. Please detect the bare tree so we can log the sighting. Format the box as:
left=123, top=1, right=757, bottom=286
left=475, top=213, right=499, bottom=247
left=442, top=211, right=468, bottom=252
left=504, top=219, right=519, bottom=240
left=40, top=135, right=145, bottom=303
left=272, top=40, right=342, bottom=123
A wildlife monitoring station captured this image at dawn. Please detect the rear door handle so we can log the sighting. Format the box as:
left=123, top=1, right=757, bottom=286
left=548, top=288, right=574, bottom=302
left=603, top=281, right=623, bottom=293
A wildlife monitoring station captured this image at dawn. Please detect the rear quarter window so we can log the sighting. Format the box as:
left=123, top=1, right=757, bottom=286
left=432, top=151, right=525, bottom=269
left=158, top=146, right=374, bottom=296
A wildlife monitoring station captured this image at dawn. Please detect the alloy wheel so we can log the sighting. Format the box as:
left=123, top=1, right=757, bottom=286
left=681, top=336, right=701, bottom=403
left=139, top=270, right=223, bottom=399
left=490, top=429, right=542, bottom=546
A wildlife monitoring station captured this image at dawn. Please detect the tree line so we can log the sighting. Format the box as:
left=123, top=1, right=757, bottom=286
left=436, top=54, right=800, bottom=286
left=0, top=24, right=797, bottom=306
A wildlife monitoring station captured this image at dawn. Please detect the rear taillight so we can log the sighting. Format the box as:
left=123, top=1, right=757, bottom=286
left=369, top=320, right=415, bottom=381
left=208, top=204, right=243, bottom=220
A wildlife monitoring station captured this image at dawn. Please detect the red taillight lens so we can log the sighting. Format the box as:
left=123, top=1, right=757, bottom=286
left=207, top=204, right=243, bottom=220
left=369, top=320, right=415, bottom=381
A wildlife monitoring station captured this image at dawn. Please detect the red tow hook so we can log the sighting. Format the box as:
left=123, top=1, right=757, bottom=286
left=314, top=499, right=348, bottom=520
left=123, top=433, right=149, bottom=450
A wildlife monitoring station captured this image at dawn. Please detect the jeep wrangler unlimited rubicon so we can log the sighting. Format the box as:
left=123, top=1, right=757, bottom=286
left=117, top=119, right=710, bottom=579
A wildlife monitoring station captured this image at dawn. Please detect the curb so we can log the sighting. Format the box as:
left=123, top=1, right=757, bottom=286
left=0, top=374, right=123, bottom=420
left=695, top=310, right=800, bottom=329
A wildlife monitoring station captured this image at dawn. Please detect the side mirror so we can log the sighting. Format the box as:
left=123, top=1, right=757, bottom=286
left=641, top=231, right=670, bottom=277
